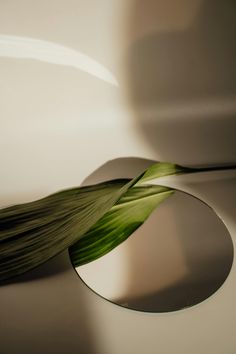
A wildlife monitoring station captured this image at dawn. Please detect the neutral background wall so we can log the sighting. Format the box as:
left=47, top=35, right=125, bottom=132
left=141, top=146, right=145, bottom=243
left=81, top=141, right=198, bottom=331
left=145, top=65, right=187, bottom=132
left=0, top=1, right=236, bottom=353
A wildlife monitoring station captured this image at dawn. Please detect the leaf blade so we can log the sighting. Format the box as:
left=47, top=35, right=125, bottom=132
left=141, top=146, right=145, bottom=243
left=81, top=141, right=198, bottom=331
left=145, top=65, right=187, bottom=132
left=0, top=161, right=186, bottom=281
left=69, top=186, right=174, bottom=266
left=0, top=179, right=134, bottom=280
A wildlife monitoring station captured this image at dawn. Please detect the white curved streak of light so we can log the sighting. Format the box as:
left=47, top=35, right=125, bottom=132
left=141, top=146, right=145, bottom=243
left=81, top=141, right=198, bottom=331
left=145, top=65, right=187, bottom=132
left=0, top=35, right=118, bottom=86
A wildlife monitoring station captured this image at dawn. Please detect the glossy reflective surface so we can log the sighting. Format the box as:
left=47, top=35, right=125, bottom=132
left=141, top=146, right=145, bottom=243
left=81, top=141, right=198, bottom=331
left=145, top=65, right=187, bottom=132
left=75, top=189, right=233, bottom=312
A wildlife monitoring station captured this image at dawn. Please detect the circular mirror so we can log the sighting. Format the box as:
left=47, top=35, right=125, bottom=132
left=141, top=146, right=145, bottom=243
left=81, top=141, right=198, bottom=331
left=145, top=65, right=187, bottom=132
left=72, top=159, right=234, bottom=312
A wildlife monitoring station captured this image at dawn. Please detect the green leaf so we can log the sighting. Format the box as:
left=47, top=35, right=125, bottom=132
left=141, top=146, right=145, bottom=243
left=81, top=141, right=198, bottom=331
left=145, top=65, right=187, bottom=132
left=69, top=185, right=174, bottom=266
left=0, top=161, right=186, bottom=281
left=0, top=179, right=134, bottom=281
left=135, top=162, right=191, bottom=185
left=70, top=162, right=188, bottom=266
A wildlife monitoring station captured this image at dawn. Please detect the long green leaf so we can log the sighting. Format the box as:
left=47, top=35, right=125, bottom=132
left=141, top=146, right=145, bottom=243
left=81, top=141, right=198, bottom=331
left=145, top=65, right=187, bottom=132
left=70, top=162, right=188, bottom=266
left=0, top=180, right=134, bottom=281
left=69, top=185, right=174, bottom=266
left=0, top=162, right=186, bottom=281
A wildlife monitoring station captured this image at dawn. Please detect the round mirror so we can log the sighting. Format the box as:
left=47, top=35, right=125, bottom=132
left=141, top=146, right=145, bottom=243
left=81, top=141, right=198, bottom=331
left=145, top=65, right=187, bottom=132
left=72, top=159, right=234, bottom=312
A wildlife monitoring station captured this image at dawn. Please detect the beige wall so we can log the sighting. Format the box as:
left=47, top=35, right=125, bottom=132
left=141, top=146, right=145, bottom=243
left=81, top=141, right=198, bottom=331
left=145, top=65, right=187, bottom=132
left=0, top=1, right=236, bottom=353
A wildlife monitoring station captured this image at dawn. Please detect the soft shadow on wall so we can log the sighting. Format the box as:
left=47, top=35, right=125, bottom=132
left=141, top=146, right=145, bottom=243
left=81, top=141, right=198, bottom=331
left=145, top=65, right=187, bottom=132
left=123, top=0, right=236, bottom=166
